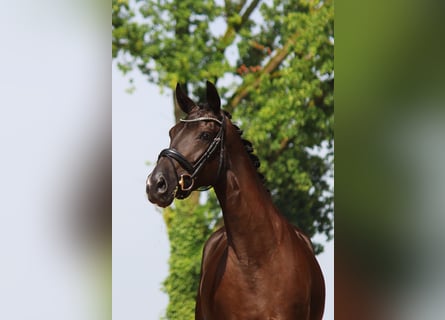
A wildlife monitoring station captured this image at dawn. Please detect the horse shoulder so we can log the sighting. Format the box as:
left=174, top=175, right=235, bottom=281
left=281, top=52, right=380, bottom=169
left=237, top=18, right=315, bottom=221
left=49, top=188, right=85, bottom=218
left=196, top=227, right=227, bottom=318
left=199, top=226, right=227, bottom=288
left=203, top=226, right=226, bottom=256
left=290, top=225, right=326, bottom=319
left=291, top=225, right=315, bottom=254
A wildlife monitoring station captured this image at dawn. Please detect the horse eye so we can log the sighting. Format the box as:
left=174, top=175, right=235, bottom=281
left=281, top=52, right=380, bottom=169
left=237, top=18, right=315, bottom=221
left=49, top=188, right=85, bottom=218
left=199, top=132, right=212, bottom=141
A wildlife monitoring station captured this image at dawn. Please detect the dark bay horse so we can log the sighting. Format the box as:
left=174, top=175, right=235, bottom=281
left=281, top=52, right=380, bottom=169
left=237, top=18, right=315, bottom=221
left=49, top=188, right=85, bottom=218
left=146, top=81, right=325, bottom=319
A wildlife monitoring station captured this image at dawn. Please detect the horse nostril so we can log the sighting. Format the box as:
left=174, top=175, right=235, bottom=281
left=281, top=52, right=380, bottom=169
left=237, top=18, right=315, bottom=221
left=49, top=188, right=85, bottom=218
left=146, top=183, right=150, bottom=195
left=156, top=175, right=167, bottom=193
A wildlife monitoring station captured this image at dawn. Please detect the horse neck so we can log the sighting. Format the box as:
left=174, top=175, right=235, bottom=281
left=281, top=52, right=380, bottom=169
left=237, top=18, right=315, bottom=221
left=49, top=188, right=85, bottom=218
left=214, top=124, right=283, bottom=263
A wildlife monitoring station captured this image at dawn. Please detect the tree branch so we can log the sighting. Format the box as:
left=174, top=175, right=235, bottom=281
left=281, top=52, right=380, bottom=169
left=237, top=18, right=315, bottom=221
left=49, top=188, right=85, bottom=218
left=218, top=0, right=260, bottom=52
left=228, top=31, right=300, bottom=112
left=239, top=0, right=260, bottom=29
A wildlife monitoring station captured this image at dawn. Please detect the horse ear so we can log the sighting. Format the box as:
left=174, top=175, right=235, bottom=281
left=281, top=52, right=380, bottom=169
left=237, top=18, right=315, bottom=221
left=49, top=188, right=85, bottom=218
left=175, top=83, right=195, bottom=114
left=206, top=81, right=221, bottom=114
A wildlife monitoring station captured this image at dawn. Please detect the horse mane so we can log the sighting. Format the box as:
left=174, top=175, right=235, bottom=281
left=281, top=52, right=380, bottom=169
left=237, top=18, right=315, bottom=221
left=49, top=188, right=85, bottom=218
left=193, top=103, right=267, bottom=187
left=222, top=110, right=267, bottom=187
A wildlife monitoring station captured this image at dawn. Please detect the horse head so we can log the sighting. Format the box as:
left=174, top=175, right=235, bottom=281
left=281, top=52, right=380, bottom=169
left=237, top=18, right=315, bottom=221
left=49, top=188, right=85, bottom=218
left=146, top=81, right=225, bottom=207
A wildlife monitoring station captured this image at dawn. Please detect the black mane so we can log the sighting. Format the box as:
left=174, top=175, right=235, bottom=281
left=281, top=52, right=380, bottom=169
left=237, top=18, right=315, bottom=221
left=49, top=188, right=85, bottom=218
left=223, top=110, right=267, bottom=187
left=192, top=104, right=267, bottom=187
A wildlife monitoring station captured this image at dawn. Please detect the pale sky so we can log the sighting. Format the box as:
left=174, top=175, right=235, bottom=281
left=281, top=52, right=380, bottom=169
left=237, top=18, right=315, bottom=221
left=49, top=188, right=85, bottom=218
left=1, top=2, right=110, bottom=319
left=112, top=64, right=334, bottom=319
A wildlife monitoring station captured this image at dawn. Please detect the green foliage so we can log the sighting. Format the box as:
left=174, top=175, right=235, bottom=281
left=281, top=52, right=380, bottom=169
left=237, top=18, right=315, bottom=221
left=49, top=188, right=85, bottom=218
left=235, top=0, right=334, bottom=241
left=113, top=0, right=333, bottom=318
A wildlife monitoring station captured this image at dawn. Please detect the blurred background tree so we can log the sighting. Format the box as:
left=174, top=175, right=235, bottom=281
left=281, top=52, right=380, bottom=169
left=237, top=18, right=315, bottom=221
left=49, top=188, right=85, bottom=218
left=113, top=0, right=333, bottom=318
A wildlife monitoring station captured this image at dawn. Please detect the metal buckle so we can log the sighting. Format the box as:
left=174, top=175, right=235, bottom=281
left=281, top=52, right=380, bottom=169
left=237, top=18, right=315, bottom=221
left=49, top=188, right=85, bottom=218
left=179, top=174, right=194, bottom=191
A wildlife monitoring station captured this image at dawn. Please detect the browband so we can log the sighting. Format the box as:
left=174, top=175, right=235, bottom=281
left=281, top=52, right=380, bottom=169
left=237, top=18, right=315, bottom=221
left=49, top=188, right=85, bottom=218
left=180, top=117, right=222, bottom=125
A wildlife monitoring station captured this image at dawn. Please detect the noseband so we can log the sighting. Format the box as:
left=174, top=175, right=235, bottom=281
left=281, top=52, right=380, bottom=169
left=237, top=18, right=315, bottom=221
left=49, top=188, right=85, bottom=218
left=157, top=115, right=225, bottom=197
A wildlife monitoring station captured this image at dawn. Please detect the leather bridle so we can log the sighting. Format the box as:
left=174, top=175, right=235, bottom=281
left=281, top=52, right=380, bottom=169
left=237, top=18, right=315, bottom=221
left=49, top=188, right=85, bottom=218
left=157, top=114, right=225, bottom=197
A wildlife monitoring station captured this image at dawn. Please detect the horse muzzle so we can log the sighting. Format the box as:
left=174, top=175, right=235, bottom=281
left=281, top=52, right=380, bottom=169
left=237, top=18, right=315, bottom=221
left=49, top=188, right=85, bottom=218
left=146, top=171, right=176, bottom=207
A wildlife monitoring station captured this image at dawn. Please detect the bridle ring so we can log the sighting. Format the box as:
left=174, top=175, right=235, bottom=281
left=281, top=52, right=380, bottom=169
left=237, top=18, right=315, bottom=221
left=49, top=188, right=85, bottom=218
left=179, top=174, right=194, bottom=191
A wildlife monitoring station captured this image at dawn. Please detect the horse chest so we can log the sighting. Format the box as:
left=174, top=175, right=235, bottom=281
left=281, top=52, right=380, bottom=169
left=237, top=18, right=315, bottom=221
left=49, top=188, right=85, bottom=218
left=200, top=245, right=310, bottom=319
